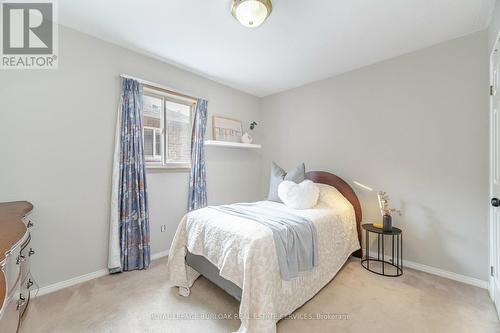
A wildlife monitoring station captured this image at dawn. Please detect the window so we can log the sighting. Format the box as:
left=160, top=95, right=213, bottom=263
left=143, top=87, right=195, bottom=168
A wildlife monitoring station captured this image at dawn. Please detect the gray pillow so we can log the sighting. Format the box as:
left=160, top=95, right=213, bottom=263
left=267, top=162, right=305, bottom=202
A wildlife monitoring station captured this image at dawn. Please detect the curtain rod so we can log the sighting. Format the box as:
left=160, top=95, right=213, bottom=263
left=120, top=74, right=208, bottom=102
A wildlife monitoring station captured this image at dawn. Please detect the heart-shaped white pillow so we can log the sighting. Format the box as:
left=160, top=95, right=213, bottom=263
left=278, top=180, right=320, bottom=209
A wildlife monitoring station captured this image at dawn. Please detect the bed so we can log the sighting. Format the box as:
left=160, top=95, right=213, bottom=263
left=166, top=171, right=362, bottom=333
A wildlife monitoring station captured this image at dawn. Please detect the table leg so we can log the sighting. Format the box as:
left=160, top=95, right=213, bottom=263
left=401, top=233, right=403, bottom=272
left=382, top=234, right=385, bottom=275
left=392, top=235, right=394, bottom=264
left=396, top=234, right=399, bottom=270
left=377, top=234, right=380, bottom=260
left=366, top=229, right=369, bottom=269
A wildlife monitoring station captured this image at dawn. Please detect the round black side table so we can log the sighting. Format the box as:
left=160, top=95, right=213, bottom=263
left=361, top=224, right=403, bottom=277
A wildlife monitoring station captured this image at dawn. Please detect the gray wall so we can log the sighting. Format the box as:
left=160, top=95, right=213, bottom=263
left=0, top=26, right=261, bottom=288
left=0, top=24, right=491, bottom=287
left=260, top=31, right=489, bottom=280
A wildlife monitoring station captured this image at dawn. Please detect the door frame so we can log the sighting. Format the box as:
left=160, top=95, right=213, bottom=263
left=490, top=32, right=500, bottom=303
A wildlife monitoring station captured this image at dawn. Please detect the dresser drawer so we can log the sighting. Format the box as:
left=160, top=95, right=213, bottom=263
left=3, top=240, right=24, bottom=300
left=0, top=296, right=20, bottom=333
left=0, top=271, right=21, bottom=333
left=0, top=201, right=34, bottom=332
left=19, top=233, right=32, bottom=285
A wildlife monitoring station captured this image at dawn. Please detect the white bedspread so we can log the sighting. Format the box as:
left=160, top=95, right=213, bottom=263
left=166, top=200, right=360, bottom=333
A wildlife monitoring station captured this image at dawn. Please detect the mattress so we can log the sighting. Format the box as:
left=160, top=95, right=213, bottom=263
left=167, top=199, right=360, bottom=333
left=185, top=250, right=242, bottom=301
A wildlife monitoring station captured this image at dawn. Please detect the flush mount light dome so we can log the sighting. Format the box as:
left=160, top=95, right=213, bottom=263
left=231, top=0, right=272, bottom=28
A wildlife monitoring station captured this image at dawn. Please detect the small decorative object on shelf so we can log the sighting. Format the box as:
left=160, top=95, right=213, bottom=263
left=377, top=191, right=402, bottom=232
left=213, top=116, right=243, bottom=143
left=241, top=133, right=253, bottom=144
left=241, top=121, right=257, bottom=144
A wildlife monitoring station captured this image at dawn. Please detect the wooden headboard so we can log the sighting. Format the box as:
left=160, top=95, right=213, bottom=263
left=306, top=171, right=362, bottom=258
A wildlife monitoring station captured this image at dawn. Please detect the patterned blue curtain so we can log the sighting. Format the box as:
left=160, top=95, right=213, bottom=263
left=188, top=99, right=208, bottom=211
left=110, top=78, right=151, bottom=273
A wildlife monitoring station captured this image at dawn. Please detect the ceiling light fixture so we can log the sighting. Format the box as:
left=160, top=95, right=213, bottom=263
left=231, top=0, right=272, bottom=28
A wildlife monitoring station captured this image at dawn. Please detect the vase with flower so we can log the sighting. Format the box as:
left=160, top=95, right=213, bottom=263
left=377, top=191, right=402, bottom=232
left=241, top=121, right=257, bottom=144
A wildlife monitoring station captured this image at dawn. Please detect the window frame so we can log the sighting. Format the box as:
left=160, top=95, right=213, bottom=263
left=143, top=87, right=196, bottom=170
left=143, top=126, right=163, bottom=163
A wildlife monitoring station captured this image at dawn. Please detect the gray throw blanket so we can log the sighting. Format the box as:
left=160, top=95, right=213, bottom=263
left=210, top=203, right=318, bottom=280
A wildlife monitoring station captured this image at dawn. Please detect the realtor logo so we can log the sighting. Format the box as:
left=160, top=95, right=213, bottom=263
left=1, top=0, right=58, bottom=69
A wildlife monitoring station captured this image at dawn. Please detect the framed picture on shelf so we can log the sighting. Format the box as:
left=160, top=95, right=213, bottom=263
left=212, top=116, right=243, bottom=143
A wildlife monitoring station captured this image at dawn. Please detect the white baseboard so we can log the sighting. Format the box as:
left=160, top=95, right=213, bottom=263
left=36, top=268, right=108, bottom=297
left=403, top=259, right=488, bottom=289
left=36, top=249, right=488, bottom=298
left=365, top=250, right=488, bottom=289
left=151, top=249, right=169, bottom=260
left=36, top=250, right=169, bottom=297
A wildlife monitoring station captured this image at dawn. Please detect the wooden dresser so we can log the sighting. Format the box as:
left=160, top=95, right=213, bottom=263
left=0, top=202, right=35, bottom=333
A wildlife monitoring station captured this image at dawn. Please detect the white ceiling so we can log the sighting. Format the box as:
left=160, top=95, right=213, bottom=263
left=58, top=0, right=494, bottom=97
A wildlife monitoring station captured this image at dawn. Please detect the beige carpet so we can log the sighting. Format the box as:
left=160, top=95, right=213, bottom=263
left=20, top=257, right=499, bottom=333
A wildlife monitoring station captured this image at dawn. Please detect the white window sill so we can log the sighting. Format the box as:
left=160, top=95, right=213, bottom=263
left=146, top=163, right=191, bottom=171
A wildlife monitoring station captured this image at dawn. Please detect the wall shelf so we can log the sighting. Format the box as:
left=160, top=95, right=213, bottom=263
left=204, top=140, right=262, bottom=149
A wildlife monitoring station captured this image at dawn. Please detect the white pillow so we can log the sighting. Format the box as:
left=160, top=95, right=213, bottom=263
left=278, top=180, right=320, bottom=209
left=315, top=183, right=353, bottom=211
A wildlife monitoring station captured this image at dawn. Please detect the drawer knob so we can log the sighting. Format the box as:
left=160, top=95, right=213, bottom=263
left=27, top=220, right=34, bottom=228
left=27, top=279, right=34, bottom=288
left=16, top=255, right=26, bottom=264
left=29, top=248, right=35, bottom=256
left=17, top=294, right=26, bottom=310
